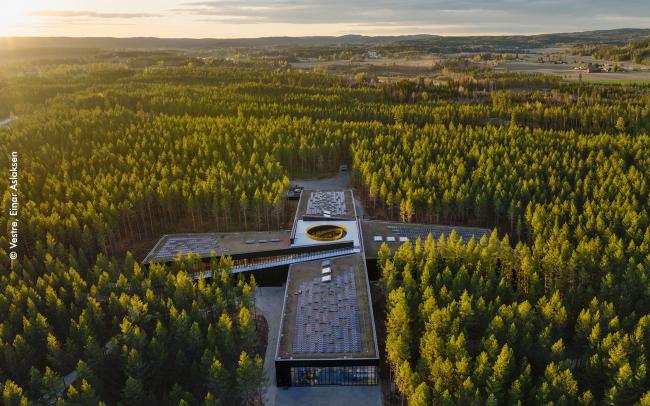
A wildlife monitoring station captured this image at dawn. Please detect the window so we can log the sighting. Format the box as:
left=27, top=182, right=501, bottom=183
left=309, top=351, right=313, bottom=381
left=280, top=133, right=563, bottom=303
left=290, top=366, right=377, bottom=386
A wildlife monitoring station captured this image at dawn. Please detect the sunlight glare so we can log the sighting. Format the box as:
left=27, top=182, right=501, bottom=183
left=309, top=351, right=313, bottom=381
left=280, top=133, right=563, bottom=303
left=0, top=3, right=30, bottom=35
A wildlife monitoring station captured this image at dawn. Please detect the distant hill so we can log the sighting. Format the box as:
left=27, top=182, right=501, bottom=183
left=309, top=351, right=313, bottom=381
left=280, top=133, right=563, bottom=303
left=1, top=28, right=649, bottom=52
left=0, top=35, right=437, bottom=50
left=579, top=37, right=650, bottom=65
left=382, top=29, right=650, bottom=54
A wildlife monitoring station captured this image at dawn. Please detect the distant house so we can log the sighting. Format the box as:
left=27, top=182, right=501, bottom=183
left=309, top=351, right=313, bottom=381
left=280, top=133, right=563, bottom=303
left=367, top=50, right=378, bottom=59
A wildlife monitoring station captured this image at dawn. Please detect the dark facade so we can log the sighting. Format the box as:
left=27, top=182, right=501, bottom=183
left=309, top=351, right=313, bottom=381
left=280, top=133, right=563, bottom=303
left=275, top=358, right=379, bottom=387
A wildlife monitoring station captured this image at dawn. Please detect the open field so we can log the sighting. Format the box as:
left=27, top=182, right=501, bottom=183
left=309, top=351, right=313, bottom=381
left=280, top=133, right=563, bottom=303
left=290, top=55, right=445, bottom=81
left=291, top=55, right=440, bottom=70
left=497, top=61, right=650, bottom=81
left=289, top=46, right=650, bottom=84
left=578, top=78, right=650, bottom=84
left=493, top=47, right=650, bottom=82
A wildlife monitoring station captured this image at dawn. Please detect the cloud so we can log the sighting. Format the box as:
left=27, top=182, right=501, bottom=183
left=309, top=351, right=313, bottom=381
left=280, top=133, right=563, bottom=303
left=17, top=1, right=650, bottom=37
left=175, top=0, right=650, bottom=33
left=28, top=10, right=161, bottom=19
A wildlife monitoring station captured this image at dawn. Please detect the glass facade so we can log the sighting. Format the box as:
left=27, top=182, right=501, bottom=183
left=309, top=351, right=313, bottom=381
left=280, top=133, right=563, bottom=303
left=290, top=366, right=377, bottom=386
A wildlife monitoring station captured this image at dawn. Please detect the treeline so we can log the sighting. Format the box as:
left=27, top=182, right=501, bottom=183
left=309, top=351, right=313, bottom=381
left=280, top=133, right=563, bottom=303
left=379, top=234, right=649, bottom=405
left=0, top=240, right=263, bottom=405
left=574, top=38, right=650, bottom=65
left=4, top=66, right=650, bottom=135
left=63, top=70, right=650, bottom=134
left=2, top=109, right=323, bottom=257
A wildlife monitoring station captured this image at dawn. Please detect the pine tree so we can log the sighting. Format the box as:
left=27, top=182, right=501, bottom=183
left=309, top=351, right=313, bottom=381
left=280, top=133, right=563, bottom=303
left=235, top=352, right=264, bottom=406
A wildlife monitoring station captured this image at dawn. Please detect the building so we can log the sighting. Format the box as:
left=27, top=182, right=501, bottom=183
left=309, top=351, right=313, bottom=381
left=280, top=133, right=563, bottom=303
left=143, top=183, right=491, bottom=387
left=274, top=254, right=379, bottom=386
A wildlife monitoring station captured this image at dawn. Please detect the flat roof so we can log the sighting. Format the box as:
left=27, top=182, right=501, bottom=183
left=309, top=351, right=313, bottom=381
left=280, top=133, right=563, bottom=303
left=276, top=254, right=378, bottom=361
left=143, top=230, right=292, bottom=264
left=361, top=220, right=491, bottom=258
left=295, top=189, right=356, bottom=220
left=292, top=219, right=361, bottom=249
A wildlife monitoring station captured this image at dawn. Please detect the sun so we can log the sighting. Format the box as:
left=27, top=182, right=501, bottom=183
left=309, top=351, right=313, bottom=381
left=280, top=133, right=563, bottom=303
left=0, top=4, right=27, bottom=35
left=0, top=2, right=43, bottom=36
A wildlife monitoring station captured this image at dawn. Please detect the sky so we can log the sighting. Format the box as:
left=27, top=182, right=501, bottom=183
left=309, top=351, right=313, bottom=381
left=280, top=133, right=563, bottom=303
left=1, top=0, right=649, bottom=38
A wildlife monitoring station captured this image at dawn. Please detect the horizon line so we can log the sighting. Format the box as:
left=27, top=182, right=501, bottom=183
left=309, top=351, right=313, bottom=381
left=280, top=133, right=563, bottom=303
left=0, top=27, right=646, bottom=41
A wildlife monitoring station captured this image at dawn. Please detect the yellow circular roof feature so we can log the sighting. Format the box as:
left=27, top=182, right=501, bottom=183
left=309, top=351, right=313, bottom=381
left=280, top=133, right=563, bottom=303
left=306, top=224, right=347, bottom=241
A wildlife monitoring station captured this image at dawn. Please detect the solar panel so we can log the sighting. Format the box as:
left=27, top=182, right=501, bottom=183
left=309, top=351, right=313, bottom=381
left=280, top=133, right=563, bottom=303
left=152, top=235, right=221, bottom=260
left=292, top=267, right=362, bottom=355
left=306, top=191, right=347, bottom=216
left=385, top=225, right=489, bottom=243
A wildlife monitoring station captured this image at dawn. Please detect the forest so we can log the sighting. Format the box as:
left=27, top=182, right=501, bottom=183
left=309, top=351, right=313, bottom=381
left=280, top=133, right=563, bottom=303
left=0, top=55, right=649, bottom=404
left=574, top=38, right=650, bottom=65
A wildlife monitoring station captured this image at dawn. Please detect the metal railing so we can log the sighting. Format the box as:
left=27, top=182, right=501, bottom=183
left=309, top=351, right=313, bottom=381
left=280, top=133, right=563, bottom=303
left=191, top=247, right=360, bottom=279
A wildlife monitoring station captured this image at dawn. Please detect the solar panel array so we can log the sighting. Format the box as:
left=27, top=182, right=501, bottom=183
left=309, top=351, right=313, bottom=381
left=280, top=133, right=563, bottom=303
left=148, top=233, right=289, bottom=262
left=386, top=225, right=489, bottom=243
left=155, top=235, right=220, bottom=259
left=306, top=191, right=347, bottom=216
left=292, top=267, right=362, bottom=354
